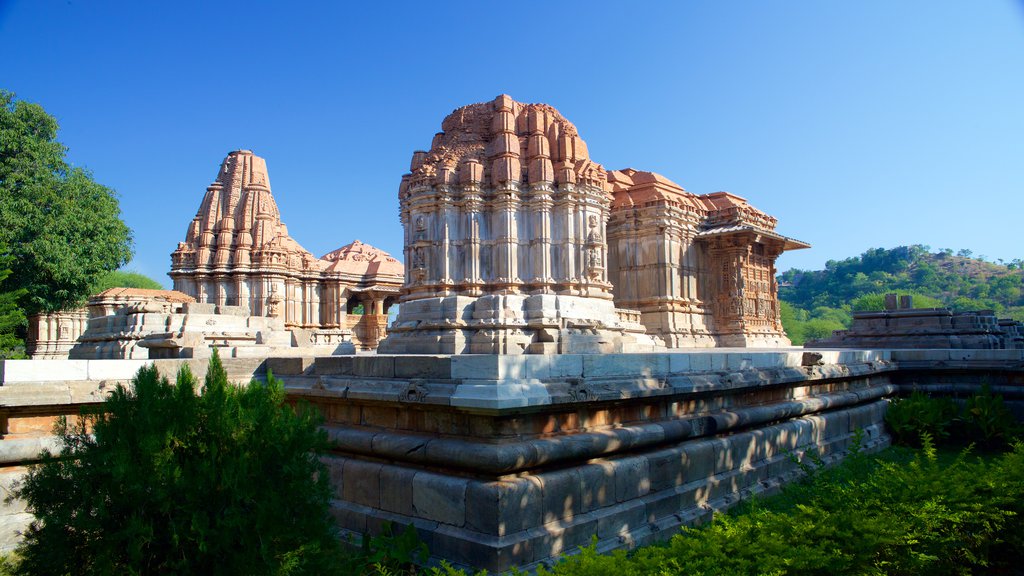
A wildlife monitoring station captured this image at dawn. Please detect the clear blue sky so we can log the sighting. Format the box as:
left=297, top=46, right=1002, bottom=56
left=2, top=1, right=1022, bottom=287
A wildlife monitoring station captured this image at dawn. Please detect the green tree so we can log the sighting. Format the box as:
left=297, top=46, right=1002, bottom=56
left=13, top=352, right=340, bottom=575
left=0, top=246, right=26, bottom=357
left=0, top=90, right=133, bottom=315
left=90, top=269, right=164, bottom=292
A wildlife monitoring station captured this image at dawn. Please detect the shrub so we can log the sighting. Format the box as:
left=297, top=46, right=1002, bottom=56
left=13, top=352, right=340, bottom=575
left=958, top=384, right=1021, bottom=449
left=885, top=391, right=958, bottom=446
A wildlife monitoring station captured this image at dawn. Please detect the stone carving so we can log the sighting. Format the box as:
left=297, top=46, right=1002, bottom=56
left=378, top=95, right=660, bottom=354
left=169, top=150, right=403, bottom=350
left=266, top=287, right=282, bottom=318
left=26, top=310, right=88, bottom=359
left=606, top=170, right=808, bottom=347
left=68, top=290, right=357, bottom=359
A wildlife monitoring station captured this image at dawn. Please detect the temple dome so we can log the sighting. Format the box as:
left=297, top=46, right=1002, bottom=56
left=321, top=240, right=403, bottom=278
left=405, top=95, right=609, bottom=190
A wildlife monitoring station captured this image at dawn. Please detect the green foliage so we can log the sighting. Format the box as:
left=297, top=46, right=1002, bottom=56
left=886, top=386, right=1021, bottom=451
left=779, top=301, right=849, bottom=345
left=885, top=391, right=959, bottom=446
left=851, top=291, right=944, bottom=311
left=0, top=246, right=26, bottom=357
left=13, top=351, right=339, bottom=575
left=0, top=90, right=133, bottom=314
left=779, top=245, right=1024, bottom=322
left=959, top=384, right=1021, bottom=449
left=340, top=523, right=430, bottom=576
left=90, top=269, right=164, bottom=292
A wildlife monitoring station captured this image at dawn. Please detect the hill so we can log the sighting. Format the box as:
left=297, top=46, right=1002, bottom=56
left=778, top=245, right=1024, bottom=344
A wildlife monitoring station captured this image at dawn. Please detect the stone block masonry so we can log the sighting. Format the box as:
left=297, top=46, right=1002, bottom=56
left=280, top=349, right=899, bottom=572
left=4, top=349, right=1023, bottom=568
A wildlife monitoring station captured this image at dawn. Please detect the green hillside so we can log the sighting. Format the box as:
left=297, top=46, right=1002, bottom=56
left=778, top=245, right=1024, bottom=345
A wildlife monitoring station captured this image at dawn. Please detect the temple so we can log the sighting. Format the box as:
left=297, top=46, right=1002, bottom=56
left=607, top=170, right=809, bottom=347
left=380, top=95, right=806, bottom=353
left=169, top=150, right=403, bottom=350
left=379, top=96, right=657, bottom=354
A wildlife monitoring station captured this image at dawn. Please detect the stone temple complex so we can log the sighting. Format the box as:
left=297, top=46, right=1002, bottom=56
left=10, top=95, right=1022, bottom=573
left=169, top=150, right=403, bottom=350
left=380, top=95, right=807, bottom=354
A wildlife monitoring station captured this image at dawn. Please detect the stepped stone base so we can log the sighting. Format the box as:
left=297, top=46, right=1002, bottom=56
left=379, top=294, right=660, bottom=355
left=275, top=349, right=895, bottom=571
left=6, top=349, right=1021, bottom=569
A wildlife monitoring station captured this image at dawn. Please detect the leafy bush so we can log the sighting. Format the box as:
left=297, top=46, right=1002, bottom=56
left=885, top=391, right=959, bottom=446
left=851, top=291, right=944, bottom=311
left=957, top=384, right=1021, bottom=449
left=89, top=269, right=164, bottom=292
left=12, top=352, right=340, bottom=575
left=886, top=386, right=1020, bottom=450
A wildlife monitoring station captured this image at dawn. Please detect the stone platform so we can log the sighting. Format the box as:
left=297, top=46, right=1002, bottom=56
left=5, top=349, right=1023, bottom=569
left=270, top=349, right=896, bottom=571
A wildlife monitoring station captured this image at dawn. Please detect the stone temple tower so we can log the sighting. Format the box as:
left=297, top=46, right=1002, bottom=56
left=379, top=95, right=656, bottom=354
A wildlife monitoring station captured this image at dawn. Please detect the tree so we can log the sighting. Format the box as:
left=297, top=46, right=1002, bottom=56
left=13, top=352, right=340, bottom=575
left=90, top=269, right=164, bottom=292
left=0, top=90, right=133, bottom=315
left=0, top=245, right=26, bottom=357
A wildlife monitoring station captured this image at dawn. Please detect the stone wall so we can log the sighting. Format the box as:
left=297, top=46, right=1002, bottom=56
left=0, top=357, right=269, bottom=552
left=807, top=296, right=1024, bottom=350
left=276, top=350, right=896, bottom=571
left=4, top=350, right=1021, bottom=568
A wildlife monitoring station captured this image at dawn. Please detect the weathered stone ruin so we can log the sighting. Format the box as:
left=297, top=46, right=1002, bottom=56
left=25, top=309, right=88, bottom=359
left=807, top=294, right=1024, bottom=350
left=170, top=150, right=403, bottom=350
left=380, top=95, right=806, bottom=354
left=68, top=287, right=347, bottom=359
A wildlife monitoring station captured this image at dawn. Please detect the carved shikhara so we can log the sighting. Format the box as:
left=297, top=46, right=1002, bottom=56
left=169, top=150, right=404, bottom=350
left=381, top=95, right=807, bottom=354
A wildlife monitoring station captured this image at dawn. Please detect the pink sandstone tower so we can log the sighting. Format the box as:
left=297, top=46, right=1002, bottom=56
left=169, top=150, right=403, bottom=350
left=380, top=96, right=807, bottom=353
left=379, top=95, right=656, bottom=354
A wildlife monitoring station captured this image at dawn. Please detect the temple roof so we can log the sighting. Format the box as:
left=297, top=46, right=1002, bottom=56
left=402, top=95, right=609, bottom=191
left=91, top=288, right=196, bottom=303
left=321, top=240, right=404, bottom=278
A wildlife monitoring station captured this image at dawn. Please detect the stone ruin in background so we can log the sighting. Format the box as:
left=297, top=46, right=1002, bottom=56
left=379, top=95, right=807, bottom=354
left=67, top=287, right=332, bottom=359
left=169, top=150, right=404, bottom=352
left=807, top=293, right=1024, bottom=350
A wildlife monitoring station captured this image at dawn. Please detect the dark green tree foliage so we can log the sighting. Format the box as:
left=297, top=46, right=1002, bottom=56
left=0, top=247, right=26, bottom=357
left=14, top=352, right=339, bottom=575
left=0, top=90, right=132, bottom=314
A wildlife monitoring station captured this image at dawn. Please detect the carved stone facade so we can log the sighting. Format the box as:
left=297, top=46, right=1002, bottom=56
left=379, top=95, right=657, bottom=354
left=169, top=150, right=403, bottom=350
left=26, top=310, right=88, bottom=359
left=380, top=96, right=804, bottom=353
left=608, top=171, right=808, bottom=347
